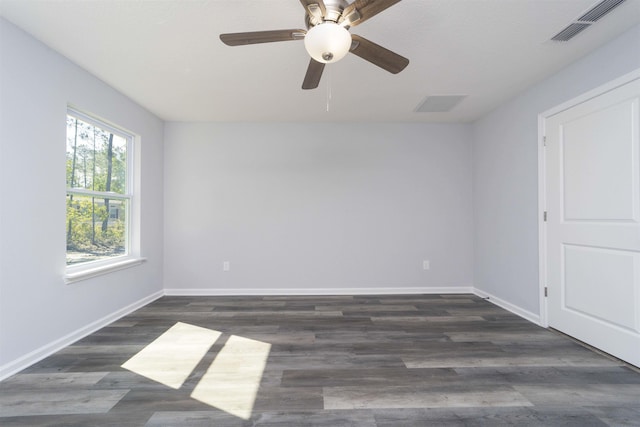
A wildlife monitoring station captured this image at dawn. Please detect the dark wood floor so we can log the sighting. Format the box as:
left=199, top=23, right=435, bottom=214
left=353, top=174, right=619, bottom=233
left=1, top=294, right=639, bottom=426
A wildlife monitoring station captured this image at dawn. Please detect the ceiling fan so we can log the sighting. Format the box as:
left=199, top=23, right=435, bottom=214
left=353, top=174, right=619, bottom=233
left=220, top=0, right=409, bottom=90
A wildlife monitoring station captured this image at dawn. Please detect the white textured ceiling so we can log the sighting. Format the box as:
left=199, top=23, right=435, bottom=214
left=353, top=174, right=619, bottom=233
left=1, top=0, right=639, bottom=122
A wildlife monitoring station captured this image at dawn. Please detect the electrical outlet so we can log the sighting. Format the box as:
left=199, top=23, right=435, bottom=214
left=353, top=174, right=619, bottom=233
left=423, top=260, right=430, bottom=270
left=223, top=261, right=230, bottom=272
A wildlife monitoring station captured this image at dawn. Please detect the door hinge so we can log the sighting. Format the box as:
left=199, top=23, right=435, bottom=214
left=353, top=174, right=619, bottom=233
left=544, top=287, right=548, bottom=297
left=544, top=211, right=547, bottom=222
left=543, top=136, right=547, bottom=146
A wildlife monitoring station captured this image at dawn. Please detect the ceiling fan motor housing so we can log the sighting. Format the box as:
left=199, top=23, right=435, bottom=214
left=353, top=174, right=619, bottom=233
left=305, top=0, right=351, bottom=28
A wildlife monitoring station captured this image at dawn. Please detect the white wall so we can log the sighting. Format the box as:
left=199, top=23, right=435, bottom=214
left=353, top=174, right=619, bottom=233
left=473, top=24, right=640, bottom=315
left=0, top=18, right=164, bottom=377
left=164, top=123, right=473, bottom=294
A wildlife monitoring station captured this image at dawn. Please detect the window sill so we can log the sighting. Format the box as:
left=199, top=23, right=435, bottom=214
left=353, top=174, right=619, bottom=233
left=65, top=257, right=146, bottom=284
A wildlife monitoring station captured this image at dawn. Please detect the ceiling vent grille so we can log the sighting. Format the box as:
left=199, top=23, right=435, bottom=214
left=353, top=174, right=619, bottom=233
left=578, top=0, right=626, bottom=22
left=551, top=23, right=591, bottom=42
left=550, top=0, right=627, bottom=42
left=415, top=95, right=467, bottom=113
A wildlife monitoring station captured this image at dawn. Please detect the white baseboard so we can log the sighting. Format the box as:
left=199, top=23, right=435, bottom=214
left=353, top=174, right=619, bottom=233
left=473, top=287, right=541, bottom=325
left=0, top=290, right=164, bottom=381
left=164, top=286, right=475, bottom=296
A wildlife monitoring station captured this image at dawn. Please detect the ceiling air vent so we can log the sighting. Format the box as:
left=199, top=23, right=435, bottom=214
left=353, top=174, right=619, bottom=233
left=415, top=95, right=467, bottom=113
left=578, top=0, right=626, bottom=22
left=551, top=23, right=591, bottom=42
left=550, top=0, right=627, bottom=42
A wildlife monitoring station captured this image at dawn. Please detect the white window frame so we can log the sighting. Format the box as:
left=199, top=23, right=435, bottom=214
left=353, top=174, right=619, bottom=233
left=65, top=107, right=144, bottom=284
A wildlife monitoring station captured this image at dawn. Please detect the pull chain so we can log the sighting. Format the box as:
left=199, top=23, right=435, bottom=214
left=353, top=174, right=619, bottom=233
left=326, top=66, right=332, bottom=112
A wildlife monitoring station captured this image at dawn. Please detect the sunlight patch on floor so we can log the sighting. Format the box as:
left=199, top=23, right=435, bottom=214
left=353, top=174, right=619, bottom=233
left=191, top=335, right=272, bottom=420
left=121, top=322, right=221, bottom=389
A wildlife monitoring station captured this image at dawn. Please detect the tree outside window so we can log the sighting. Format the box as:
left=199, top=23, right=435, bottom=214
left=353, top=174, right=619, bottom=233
left=66, top=110, right=132, bottom=265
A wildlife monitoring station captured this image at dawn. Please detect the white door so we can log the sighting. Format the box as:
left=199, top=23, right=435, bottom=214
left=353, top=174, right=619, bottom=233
left=545, top=77, right=640, bottom=368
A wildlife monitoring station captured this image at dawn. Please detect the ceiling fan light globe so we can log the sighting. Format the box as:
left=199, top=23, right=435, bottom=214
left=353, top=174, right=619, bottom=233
left=304, top=22, right=351, bottom=64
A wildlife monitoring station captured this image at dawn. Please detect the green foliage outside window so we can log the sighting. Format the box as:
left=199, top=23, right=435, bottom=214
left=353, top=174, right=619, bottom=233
left=66, top=114, right=130, bottom=265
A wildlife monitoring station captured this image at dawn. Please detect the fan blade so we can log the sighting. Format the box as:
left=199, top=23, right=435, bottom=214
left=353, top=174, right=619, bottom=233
left=299, top=0, right=326, bottom=22
left=342, top=0, right=401, bottom=27
left=350, top=34, right=409, bottom=74
left=302, top=59, right=325, bottom=89
left=220, top=29, right=306, bottom=46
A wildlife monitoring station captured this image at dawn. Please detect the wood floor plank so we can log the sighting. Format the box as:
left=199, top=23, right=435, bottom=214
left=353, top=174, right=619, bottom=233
left=0, top=372, right=108, bottom=390
left=373, top=407, right=608, bottom=427
left=403, top=354, right=623, bottom=368
left=512, top=384, right=640, bottom=406
left=145, top=409, right=377, bottom=427
left=323, top=385, right=533, bottom=410
left=0, top=390, right=129, bottom=417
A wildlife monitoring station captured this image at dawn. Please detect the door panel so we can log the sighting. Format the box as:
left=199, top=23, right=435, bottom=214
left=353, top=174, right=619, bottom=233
left=563, top=244, right=639, bottom=332
left=546, top=77, right=640, bottom=367
left=562, top=101, right=637, bottom=221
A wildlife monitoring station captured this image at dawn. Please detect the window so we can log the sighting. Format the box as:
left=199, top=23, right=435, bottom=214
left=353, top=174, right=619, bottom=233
left=65, top=108, right=138, bottom=277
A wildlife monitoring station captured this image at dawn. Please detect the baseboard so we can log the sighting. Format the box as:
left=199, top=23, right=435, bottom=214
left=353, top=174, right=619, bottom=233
left=0, top=290, right=164, bottom=381
left=164, top=286, right=475, bottom=296
left=473, top=287, right=541, bottom=325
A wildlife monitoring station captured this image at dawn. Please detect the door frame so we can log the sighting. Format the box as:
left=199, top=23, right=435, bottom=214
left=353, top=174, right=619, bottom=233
left=538, top=68, right=640, bottom=328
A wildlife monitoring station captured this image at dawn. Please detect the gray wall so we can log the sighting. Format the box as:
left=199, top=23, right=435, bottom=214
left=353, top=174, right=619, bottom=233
left=0, top=19, right=165, bottom=375
left=164, top=123, right=474, bottom=293
left=472, top=24, right=640, bottom=314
